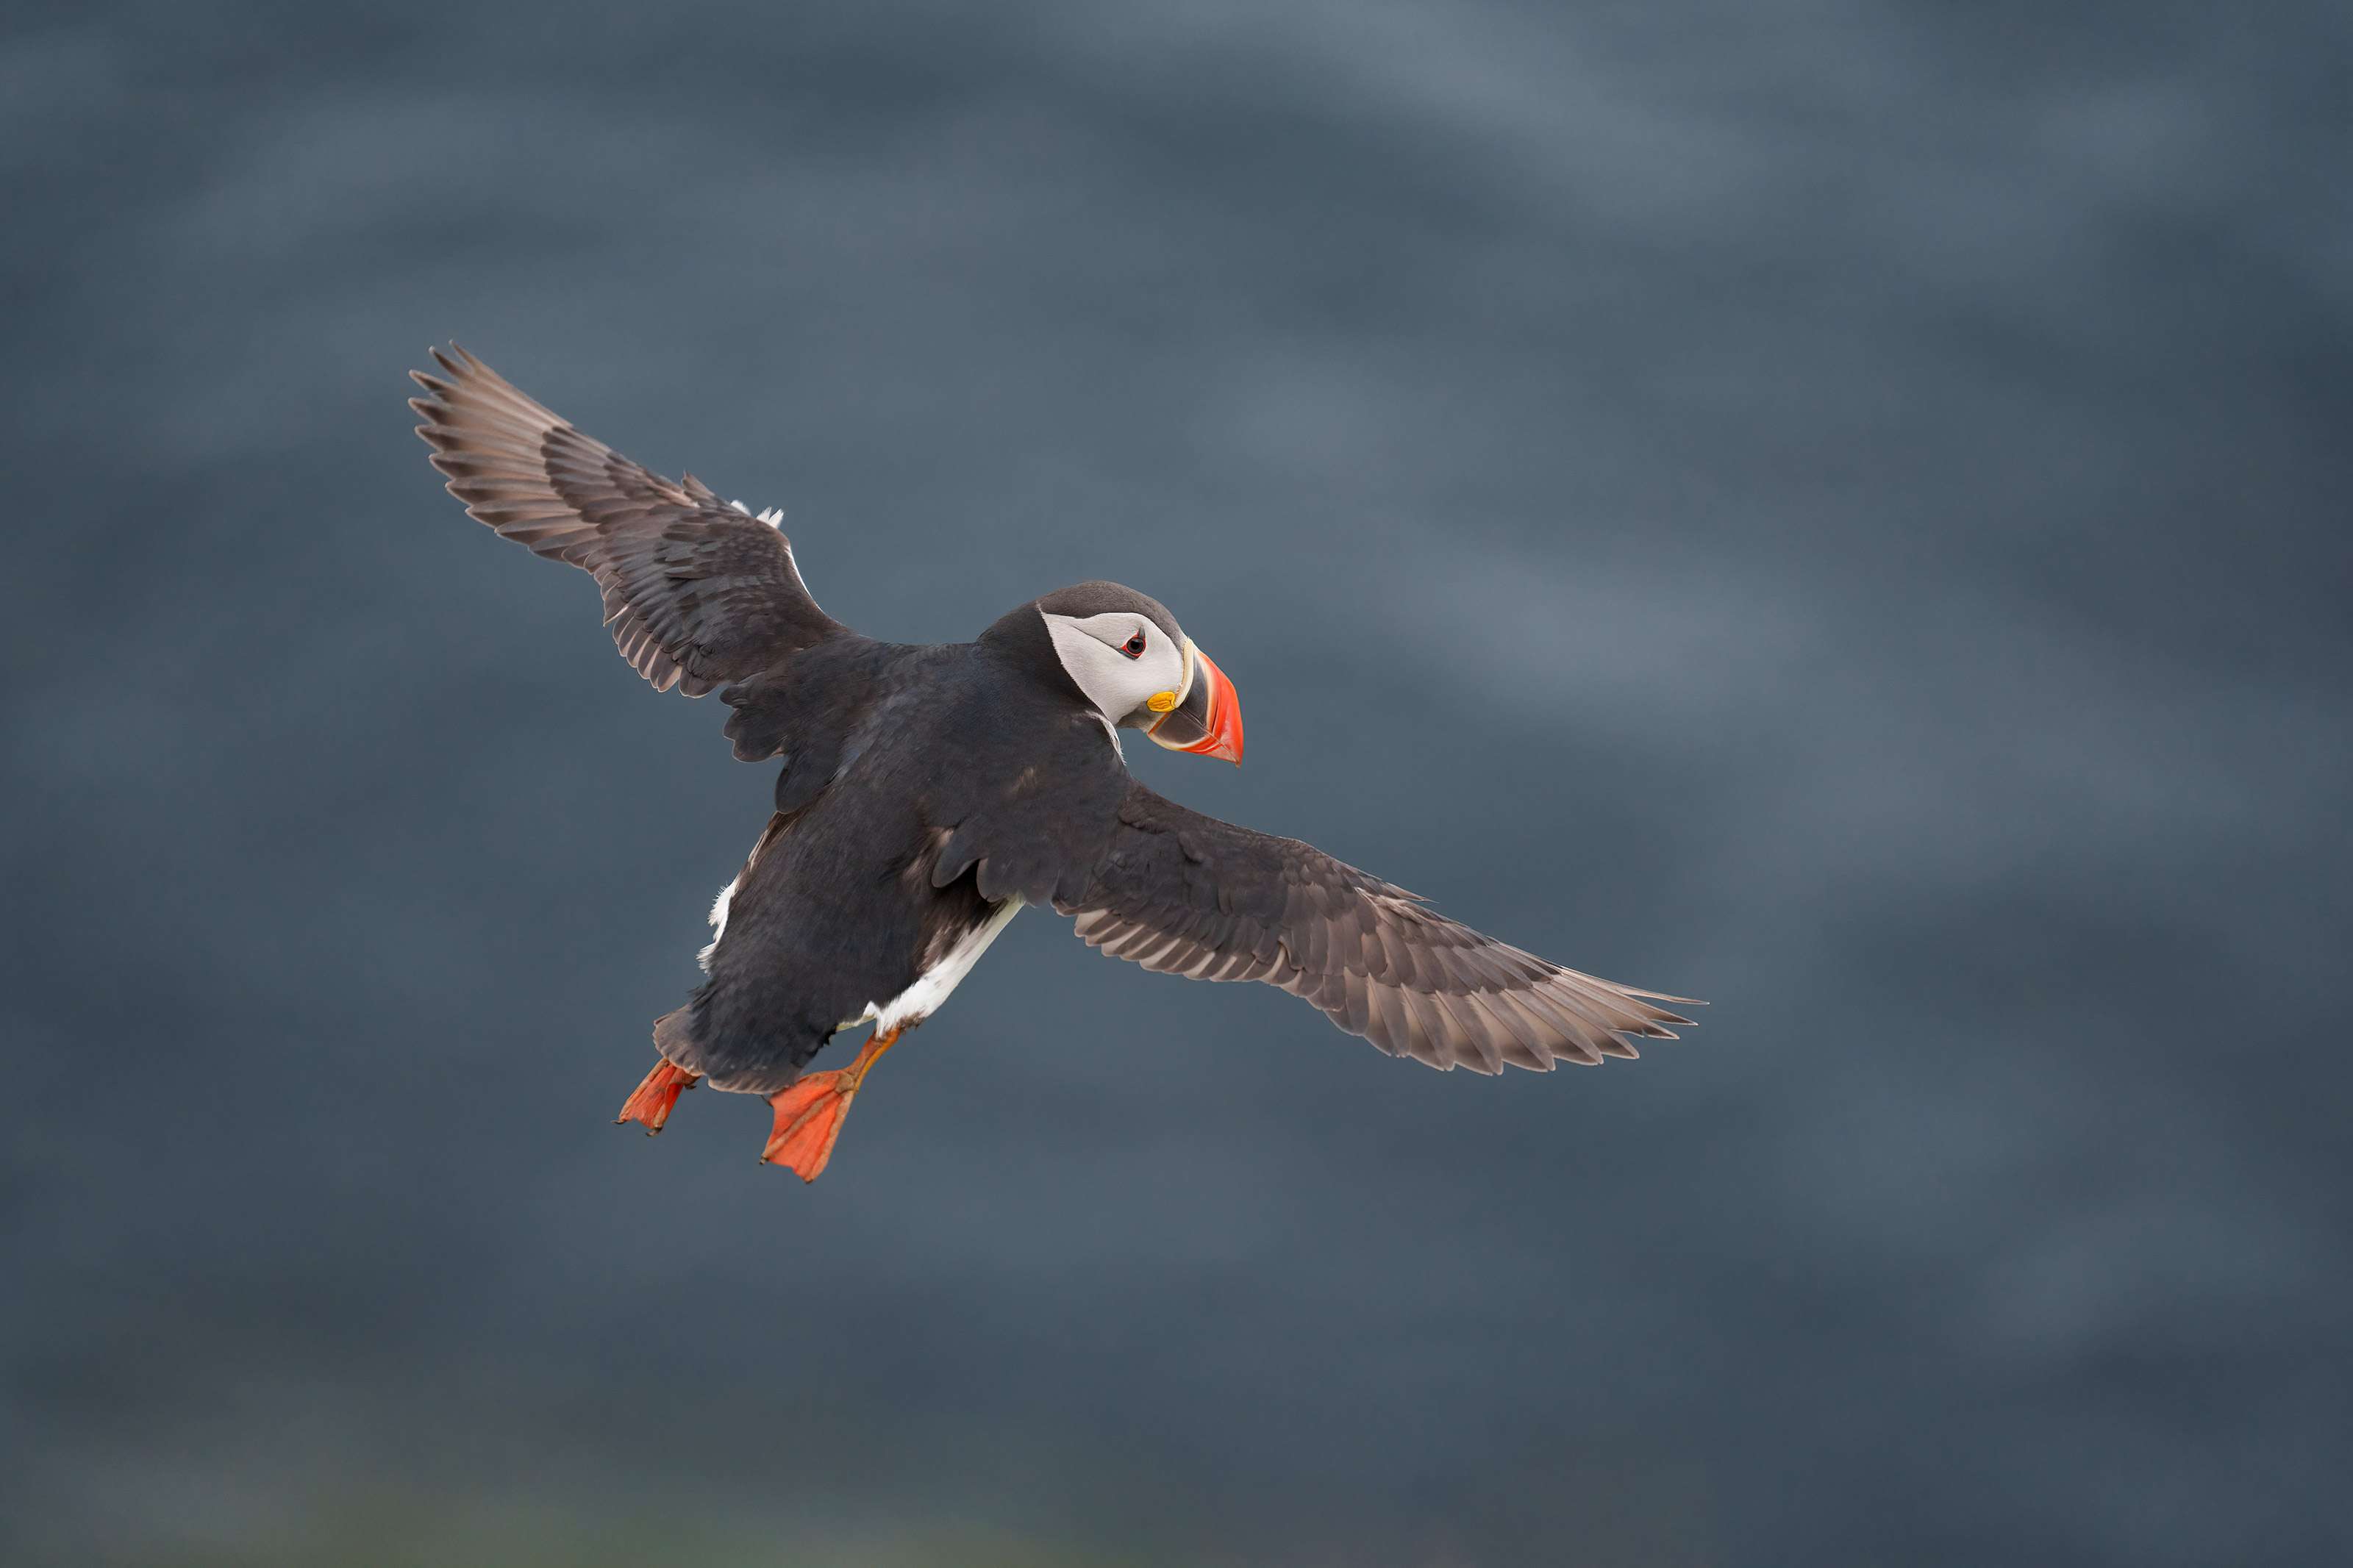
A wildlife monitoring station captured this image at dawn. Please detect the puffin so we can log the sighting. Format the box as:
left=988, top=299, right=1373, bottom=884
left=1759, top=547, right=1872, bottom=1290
left=410, top=346, right=1699, bottom=1181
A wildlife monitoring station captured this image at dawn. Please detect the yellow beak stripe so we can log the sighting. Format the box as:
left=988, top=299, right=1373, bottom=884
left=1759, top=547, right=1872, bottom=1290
left=1142, top=638, right=1196, bottom=726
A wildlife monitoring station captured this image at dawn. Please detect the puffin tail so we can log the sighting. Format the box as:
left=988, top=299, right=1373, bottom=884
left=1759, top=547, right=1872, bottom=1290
left=652, top=1006, right=699, bottom=1064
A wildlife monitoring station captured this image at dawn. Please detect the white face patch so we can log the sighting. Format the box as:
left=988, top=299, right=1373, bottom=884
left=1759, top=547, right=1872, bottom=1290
left=1040, top=609, right=1190, bottom=726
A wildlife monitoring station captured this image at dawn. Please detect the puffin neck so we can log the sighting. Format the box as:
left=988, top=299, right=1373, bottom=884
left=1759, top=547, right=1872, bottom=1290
left=974, top=601, right=1092, bottom=709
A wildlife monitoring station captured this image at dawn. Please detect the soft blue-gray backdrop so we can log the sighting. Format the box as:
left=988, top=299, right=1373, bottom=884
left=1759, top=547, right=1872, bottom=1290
left=5, top=1, right=2348, bottom=1563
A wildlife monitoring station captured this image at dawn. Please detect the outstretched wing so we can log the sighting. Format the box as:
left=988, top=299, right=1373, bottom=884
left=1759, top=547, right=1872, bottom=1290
left=1065, top=784, right=1698, bottom=1073
left=409, top=344, right=846, bottom=695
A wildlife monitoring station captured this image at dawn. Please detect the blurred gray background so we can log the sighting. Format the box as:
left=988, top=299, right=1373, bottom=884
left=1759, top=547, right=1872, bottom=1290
left=5, top=1, right=2349, bottom=1564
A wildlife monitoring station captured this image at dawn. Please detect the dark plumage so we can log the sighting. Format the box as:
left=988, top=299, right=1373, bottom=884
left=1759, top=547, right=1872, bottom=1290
left=410, top=345, right=1699, bottom=1179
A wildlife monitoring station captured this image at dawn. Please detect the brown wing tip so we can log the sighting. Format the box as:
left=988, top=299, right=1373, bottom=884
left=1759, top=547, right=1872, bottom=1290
left=408, top=342, right=515, bottom=410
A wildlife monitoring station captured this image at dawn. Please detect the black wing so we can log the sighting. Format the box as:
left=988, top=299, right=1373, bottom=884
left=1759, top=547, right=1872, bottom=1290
left=409, top=345, right=846, bottom=695
left=1065, top=784, right=1698, bottom=1073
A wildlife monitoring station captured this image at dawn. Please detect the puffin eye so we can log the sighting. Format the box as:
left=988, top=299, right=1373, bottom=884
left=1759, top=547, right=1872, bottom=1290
left=1120, top=630, right=1147, bottom=659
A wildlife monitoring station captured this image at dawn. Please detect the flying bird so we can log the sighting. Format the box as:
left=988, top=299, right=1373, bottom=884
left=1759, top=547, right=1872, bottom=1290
left=410, top=346, right=1699, bottom=1181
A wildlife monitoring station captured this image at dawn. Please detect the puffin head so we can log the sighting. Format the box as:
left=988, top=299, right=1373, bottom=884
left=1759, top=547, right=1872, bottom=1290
left=1029, top=581, right=1244, bottom=764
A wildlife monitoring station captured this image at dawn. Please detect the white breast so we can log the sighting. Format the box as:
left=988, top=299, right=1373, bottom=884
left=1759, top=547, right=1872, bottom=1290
left=839, top=899, right=1025, bottom=1035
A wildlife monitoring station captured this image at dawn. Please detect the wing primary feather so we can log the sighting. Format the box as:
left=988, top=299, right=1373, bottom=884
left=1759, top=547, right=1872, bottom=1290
left=1063, top=781, right=1699, bottom=1075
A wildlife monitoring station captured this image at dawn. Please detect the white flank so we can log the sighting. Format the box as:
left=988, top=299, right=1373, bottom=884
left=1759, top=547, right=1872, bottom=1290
left=839, top=899, right=1024, bottom=1034
left=699, top=872, right=743, bottom=971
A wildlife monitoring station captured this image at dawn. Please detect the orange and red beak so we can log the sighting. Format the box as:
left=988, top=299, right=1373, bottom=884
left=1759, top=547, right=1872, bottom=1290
left=1145, top=640, right=1245, bottom=764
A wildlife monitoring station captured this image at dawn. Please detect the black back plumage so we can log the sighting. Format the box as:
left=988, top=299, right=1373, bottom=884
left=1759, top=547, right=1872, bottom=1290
left=664, top=640, right=1128, bottom=1093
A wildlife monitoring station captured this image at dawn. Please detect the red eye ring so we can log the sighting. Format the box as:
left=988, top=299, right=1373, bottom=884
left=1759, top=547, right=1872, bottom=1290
left=1121, top=631, right=1147, bottom=659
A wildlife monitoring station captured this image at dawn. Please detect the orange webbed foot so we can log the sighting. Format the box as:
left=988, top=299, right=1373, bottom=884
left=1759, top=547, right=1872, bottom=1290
left=761, top=1070, right=857, bottom=1180
left=616, top=1058, right=700, bottom=1135
left=760, top=1027, right=901, bottom=1181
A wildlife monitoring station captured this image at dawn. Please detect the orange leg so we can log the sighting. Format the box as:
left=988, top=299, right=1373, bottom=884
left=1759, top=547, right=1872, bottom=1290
left=760, top=1027, right=902, bottom=1181
left=615, top=1057, right=700, bottom=1135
